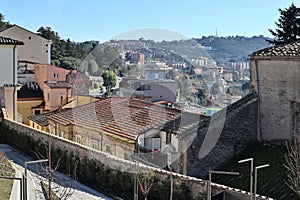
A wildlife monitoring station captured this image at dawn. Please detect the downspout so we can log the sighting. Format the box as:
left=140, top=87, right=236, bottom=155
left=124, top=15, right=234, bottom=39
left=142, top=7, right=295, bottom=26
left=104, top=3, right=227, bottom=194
left=13, top=45, right=17, bottom=121
left=255, top=59, right=263, bottom=142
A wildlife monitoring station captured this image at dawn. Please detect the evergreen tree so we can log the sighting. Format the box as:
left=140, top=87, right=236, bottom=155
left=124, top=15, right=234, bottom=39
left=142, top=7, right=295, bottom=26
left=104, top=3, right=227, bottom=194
left=101, top=69, right=117, bottom=93
left=268, top=3, right=300, bottom=45
left=0, top=13, right=11, bottom=31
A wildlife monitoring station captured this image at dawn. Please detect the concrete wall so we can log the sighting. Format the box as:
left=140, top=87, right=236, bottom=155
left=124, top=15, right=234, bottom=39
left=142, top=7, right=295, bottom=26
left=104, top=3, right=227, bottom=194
left=0, top=45, right=17, bottom=85
left=0, top=87, right=4, bottom=107
left=250, top=59, right=300, bottom=141
left=180, top=94, right=258, bottom=178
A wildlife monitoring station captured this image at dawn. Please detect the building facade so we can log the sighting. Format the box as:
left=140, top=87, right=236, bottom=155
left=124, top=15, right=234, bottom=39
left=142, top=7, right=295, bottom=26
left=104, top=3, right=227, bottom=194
left=250, top=41, right=300, bottom=141
left=0, top=36, right=24, bottom=121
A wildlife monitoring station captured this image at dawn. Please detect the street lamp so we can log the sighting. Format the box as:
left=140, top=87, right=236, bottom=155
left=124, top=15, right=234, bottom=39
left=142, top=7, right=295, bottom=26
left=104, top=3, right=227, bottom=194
left=254, top=164, right=269, bottom=200
left=208, top=170, right=239, bottom=200
left=238, top=158, right=253, bottom=200
left=24, top=159, right=48, bottom=200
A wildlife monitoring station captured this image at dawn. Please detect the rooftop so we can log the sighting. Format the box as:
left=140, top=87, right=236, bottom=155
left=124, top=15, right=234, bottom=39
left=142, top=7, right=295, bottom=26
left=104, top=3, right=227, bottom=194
left=47, top=97, right=205, bottom=142
left=17, top=82, right=43, bottom=99
left=0, top=36, right=24, bottom=45
left=28, top=110, right=57, bottom=127
left=250, top=40, right=300, bottom=58
left=44, top=80, right=71, bottom=88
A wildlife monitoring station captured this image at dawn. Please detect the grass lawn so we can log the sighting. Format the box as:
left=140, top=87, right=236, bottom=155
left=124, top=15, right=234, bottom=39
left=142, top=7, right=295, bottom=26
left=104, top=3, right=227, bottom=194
left=213, top=142, right=297, bottom=200
left=0, top=152, right=15, bottom=200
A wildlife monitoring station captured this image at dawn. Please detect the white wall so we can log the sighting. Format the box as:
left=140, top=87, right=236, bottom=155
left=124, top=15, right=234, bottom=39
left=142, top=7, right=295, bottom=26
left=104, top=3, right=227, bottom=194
left=0, top=46, right=16, bottom=85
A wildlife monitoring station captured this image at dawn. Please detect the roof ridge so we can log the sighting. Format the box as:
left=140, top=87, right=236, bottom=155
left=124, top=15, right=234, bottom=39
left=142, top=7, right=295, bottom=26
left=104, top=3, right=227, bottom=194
left=250, top=40, right=300, bottom=58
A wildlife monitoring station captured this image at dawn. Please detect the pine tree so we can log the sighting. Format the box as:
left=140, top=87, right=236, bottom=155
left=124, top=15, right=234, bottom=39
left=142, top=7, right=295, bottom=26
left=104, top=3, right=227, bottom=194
left=268, top=3, right=300, bottom=45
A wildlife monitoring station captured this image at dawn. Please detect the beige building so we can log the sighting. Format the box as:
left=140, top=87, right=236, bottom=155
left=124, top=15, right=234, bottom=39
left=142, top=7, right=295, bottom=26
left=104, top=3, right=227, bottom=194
left=0, top=25, right=52, bottom=66
left=0, top=36, right=24, bottom=121
left=45, top=97, right=200, bottom=161
left=249, top=41, right=300, bottom=141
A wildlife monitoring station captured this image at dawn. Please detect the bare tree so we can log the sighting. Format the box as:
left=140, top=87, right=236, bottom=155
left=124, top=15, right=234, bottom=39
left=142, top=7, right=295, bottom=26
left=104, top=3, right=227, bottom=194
left=137, top=168, right=155, bottom=200
left=34, top=142, right=78, bottom=200
left=285, top=134, right=300, bottom=198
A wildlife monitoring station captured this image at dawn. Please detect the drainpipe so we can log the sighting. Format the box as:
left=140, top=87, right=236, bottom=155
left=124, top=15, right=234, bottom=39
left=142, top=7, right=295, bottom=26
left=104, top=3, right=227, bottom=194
left=13, top=45, right=17, bottom=121
left=255, top=60, right=263, bottom=142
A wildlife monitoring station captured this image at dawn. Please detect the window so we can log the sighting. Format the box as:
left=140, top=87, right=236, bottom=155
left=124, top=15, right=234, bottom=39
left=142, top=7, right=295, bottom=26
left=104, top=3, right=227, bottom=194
left=54, top=73, right=59, bottom=78
left=34, top=109, right=41, bottom=115
left=105, top=144, right=112, bottom=154
left=47, top=93, right=50, bottom=101
left=49, top=124, right=54, bottom=134
left=28, top=36, right=31, bottom=40
left=76, top=135, right=82, bottom=144
left=60, top=131, right=65, bottom=138
left=91, top=140, right=99, bottom=150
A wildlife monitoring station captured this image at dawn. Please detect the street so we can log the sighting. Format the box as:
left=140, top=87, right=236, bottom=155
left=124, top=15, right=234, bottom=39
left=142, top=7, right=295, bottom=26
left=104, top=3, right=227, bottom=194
left=0, top=144, right=113, bottom=200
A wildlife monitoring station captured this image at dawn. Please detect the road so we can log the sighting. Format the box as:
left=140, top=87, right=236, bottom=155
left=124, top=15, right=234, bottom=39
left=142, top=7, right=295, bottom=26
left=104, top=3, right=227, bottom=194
left=0, top=144, right=113, bottom=200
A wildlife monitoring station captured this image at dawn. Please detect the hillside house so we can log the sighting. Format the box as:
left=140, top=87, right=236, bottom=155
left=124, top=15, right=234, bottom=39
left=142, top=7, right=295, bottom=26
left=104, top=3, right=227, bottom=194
left=46, top=97, right=202, bottom=166
left=249, top=41, right=300, bottom=141
left=0, top=25, right=52, bottom=67
left=34, top=64, right=75, bottom=111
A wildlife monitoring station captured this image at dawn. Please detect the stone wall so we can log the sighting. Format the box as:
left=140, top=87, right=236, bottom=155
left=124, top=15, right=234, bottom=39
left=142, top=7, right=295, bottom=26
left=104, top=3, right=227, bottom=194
left=250, top=59, right=300, bottom=141
left=180, top=94, right=258, bottom=178
left=2, top=117, right=272, bottom=199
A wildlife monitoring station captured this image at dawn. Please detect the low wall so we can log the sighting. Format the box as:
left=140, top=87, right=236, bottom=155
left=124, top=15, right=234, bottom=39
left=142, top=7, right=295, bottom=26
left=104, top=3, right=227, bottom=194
left=2, top=113, right=271, bottom=199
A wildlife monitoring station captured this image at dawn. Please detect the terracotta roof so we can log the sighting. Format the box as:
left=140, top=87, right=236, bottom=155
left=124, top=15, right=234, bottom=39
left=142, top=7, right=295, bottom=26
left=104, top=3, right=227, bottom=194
left=44, top=81, right=71, bottom=88
left=28, top=110, right=58, bottom=127
left=0, top=36, right=24, bottom=45
left=47, top=97, right=205, bottom=142
left=250, top=40, right=300, bottom=57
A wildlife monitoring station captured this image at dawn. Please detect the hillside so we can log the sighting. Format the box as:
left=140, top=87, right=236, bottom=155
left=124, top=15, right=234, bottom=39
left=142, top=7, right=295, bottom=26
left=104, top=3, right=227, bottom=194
left=194, top=35, right=271, bottom=62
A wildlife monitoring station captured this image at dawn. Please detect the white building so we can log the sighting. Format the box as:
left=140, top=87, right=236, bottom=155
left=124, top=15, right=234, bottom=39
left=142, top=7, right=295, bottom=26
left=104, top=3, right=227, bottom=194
left=0, top=36, right=24, bottom=121
left=250, top=41, right=300, bottom=141
left=0, top=25, right=52, bottom=66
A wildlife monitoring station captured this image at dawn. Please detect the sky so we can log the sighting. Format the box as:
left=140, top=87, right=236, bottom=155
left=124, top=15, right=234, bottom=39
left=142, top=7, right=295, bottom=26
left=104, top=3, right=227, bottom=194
left=0, top=0, right=297, bottom=42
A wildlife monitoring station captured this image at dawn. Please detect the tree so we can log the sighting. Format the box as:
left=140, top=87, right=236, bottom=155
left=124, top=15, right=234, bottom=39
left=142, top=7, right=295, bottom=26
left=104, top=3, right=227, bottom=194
left=34, top=142, right=78, bottom=200
left=0, top=13, right=11, bottom=31
left=101, top=69, right=117, bottom=92
left=166, top=69, right=176, bottom=80
left=196, top=88, right=207, bottom=106
left=138, top=169, right=155, bottom=200
left=285, top=134, right=300, bottom=198
left=268, top=3, right=300, bottom=45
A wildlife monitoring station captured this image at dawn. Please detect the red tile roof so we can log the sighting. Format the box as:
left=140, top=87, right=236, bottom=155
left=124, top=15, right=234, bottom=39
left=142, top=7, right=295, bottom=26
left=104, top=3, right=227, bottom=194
left=47, top=97, right=204, bottom=142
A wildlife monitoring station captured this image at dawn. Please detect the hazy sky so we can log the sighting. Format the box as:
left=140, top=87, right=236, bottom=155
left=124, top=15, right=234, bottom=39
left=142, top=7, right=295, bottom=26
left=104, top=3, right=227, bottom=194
left=0, top=0, right=296, bottom=42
